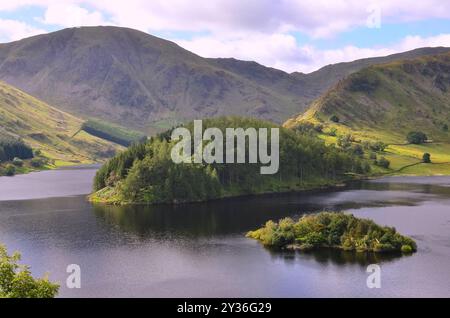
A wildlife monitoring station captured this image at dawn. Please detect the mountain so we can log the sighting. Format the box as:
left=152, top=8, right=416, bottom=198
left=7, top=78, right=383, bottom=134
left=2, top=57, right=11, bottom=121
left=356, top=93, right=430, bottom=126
left=0, top=26, right=448, bottom=133
left=285, top=52, right=450, bottom=175
left=290, top=47, right=450, bottom=100
left=0, top=27, right=301, bottom=132
left=0, top=80, right=122, bottom=166
left=287, top=52, right=450, bottom=137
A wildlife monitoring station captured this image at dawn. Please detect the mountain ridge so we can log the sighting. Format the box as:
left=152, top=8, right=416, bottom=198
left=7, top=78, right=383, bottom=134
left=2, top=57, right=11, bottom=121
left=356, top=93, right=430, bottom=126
left=0, top=26, right=302, bottom=132
left=287, top=51, right=450, bottom=136
left=0, top=26, right=449, bottom=134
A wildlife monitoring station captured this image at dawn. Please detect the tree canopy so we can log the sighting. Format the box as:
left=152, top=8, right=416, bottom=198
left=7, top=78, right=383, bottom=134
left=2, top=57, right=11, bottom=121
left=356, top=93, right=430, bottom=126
left=407, top=131, right=428, bottom=144
left=0, top=244, right=59, bottom=298
left=0, top=132, right=33, bottom=163
left=247, top=212, right=417, bottom=253
left=92, top=117, right=369, bottom=204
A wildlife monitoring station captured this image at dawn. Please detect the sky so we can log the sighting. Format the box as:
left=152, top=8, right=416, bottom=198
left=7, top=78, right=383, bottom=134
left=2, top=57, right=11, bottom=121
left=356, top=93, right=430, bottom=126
left=0, top=0, right=450, bottom=73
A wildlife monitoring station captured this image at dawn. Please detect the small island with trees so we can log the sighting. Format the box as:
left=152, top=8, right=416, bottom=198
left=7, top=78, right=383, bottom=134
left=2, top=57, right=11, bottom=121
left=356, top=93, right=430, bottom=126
left=247, top=212, right=417, bottom=254
left=91, top=117, right=369, bottom=205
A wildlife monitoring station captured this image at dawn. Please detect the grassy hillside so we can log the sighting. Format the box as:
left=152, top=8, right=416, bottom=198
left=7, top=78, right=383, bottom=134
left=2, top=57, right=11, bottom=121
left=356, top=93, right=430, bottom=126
left=0, top=26, right=447, bottom=134
left=81, top=119, right=147, bottom=147
left=291, top=47, right=450, bottom=101
left=0, top=81, right=123, bottom=170
left=285, top=52, right=450, bottom=176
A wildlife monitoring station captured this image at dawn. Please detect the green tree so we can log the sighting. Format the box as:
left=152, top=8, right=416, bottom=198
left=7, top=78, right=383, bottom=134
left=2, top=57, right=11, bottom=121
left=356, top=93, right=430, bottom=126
left=0, top=244, right=59, bottom=298
left=30, top=158, right=44, bottom=168
left=93, top=117, right=367, bottom=204
left=422, top=153, right=431, bottom=163
left=337, top=134, right=353, bottom=150
left=247, top=212, right=416, bottom=253
left=369, top=141, right=388, bottom=152
left=407, top=131, right=428, bottom=144
left=330, top=115, right=340, bottom=123
left=352, top=144, right=364, bottom=157
left=0, top=133, right=33, bottom=162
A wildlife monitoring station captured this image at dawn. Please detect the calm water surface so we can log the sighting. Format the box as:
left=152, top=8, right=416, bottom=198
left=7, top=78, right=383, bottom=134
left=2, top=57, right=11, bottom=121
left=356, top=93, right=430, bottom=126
left=0, top=167, right=449, bottom=297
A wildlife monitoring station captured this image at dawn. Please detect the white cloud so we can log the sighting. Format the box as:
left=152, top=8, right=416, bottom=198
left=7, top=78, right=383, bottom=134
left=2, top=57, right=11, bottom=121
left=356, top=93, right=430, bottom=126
left=1, top=1, right=450, bottom=72
left=0, top=19, right=46, bottom=42
left=79, top=0, right=450, bottom=39
left=2, top=0, right=450, bottom=37
left=39, top=3, right=110, bottom=27
left=0, top=0, right=62, bottom=11
left=175, top=33, right=450, bottom=73
left=310, top=33, right=450, bottom=73
left=176, top=32, right=313, bottom=71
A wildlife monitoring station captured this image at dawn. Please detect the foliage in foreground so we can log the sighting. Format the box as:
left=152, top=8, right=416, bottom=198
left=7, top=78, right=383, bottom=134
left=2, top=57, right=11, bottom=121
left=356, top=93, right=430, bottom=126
left=92, top=117, right=369, bottom=204
left=0, top=244, right=59, bottom=298
left=247, top=212, right=417, bottom=253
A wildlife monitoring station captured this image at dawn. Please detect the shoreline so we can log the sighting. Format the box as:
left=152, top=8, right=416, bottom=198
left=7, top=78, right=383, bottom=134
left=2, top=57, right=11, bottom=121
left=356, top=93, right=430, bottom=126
left=89, top=174, right=367, bottom=206
left=0, top=161, right=102, bottom=177
left=89, top=170, right=450, bottom=206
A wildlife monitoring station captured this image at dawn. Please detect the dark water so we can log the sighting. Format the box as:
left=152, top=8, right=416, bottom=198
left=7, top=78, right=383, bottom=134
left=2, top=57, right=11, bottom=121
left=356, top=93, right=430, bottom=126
left=0, top=168, right=449, bottom=298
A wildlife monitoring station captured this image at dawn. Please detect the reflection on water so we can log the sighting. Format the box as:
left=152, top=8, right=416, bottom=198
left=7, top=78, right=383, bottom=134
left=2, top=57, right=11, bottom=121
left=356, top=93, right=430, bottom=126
left=1, top=171, right=450, bottom=297
left=268, top=248, right=409, bottom=267
left=92, top=179, right=448, bottom=237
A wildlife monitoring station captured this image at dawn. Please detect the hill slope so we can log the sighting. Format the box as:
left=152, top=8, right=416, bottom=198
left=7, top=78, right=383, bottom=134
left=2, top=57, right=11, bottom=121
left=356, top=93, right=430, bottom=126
left=286, top=52, right=450, bottom=175
left=0, top=81, right=122, bottom=166
left=0, top=27, right=302, bottom=132
left=291, top=47, right=450, bottom=100
left=0, top=26, right=447, bottom=133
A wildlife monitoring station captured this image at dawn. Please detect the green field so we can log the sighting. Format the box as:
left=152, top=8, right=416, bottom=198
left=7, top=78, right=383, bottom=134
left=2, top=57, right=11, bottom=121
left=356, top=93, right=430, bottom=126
left=312, top=124, right=450, bottom=176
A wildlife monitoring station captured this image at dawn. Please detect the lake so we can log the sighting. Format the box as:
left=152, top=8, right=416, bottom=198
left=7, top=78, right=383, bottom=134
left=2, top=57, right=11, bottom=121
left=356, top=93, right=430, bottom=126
left=0, top=167, right=449, bottom=297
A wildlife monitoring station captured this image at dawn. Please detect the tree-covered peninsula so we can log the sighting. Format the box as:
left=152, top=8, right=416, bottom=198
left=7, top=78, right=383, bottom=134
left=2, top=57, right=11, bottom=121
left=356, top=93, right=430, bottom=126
left=91, top=117, right=370, bottom=205
left=247, top=212, right=417, bottom=253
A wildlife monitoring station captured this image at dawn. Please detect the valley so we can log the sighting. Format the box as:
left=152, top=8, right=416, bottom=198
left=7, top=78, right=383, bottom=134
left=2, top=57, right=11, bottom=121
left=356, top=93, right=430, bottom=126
left=0, top=80, right=123, bottom=175
left=1, top=27, right=450, bottom=189
left=1, top=24, right=450, bottom=300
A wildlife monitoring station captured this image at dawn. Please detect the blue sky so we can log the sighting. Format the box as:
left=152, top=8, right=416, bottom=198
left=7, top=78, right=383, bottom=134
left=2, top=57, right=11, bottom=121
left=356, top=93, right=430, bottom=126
left=0, top=1, right=449, bottom=73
